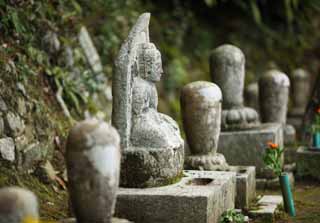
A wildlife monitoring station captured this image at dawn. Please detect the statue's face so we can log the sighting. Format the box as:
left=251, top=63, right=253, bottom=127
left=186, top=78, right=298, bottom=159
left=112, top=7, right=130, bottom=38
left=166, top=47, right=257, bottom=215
left=148, top=49, right=163, bottom=82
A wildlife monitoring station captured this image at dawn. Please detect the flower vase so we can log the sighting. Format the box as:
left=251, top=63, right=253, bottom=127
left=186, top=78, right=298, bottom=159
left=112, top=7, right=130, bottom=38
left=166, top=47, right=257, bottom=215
left=279, top=172, right=296, bottom=217
left=312, top=132, right=320, bottom=148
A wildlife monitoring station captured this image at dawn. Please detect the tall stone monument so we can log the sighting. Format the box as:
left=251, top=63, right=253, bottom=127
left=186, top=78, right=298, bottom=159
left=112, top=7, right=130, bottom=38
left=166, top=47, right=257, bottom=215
left=113, top=14, right=236, bottom=223
left=288, top=68, right=310, bottom=131
left=0, top=187, right=38, bottom=223
left=112, top=13, right=184, bottom=188
left=210, top=44, right=283, bottom=178
left=210, top=45, right=259, bottom=130
left=181, top=81, right=228, bottom=170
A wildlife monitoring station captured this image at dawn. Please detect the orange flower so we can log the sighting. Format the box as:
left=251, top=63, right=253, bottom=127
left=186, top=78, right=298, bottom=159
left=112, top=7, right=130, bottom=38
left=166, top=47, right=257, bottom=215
left=316, top=107, right=320, bottom=114
left=267, top=142, right=278, bottom=149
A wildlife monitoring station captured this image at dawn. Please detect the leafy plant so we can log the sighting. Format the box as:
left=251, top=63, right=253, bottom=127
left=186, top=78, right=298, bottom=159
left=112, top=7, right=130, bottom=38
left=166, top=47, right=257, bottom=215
left=263, top=142, right=284, bottom=177
left=219, top=209, right=245, bottom=223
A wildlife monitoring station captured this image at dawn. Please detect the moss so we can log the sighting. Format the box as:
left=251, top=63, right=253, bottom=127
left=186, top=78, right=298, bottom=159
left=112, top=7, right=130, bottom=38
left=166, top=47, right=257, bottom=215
left=0, top=165, right=68, bottom=221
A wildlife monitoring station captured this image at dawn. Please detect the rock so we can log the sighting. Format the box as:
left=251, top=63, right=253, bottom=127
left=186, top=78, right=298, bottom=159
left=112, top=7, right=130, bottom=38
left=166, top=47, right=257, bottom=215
left=0, top=116, right=4, bottom=137
left=5, top=112, right=25, bottom=137
left=43, top=31, right=60, bottom=54
left=0, top=187, right=39, bottom=223
left=0, top=97, right=8, bottom=112
left=259, top=69, right=290, bottom=124
left=16, top=82, right=27, bottom=97
left=17, top=97, right=27, bottom=116
left=66, top=119, right=121, bottom=223
left=181, top=81, right=228, bottom=170
left=210, top=44, right=260, bottom=130
left=112, top=13, right=184, bottom=188
left=0, top=137, right=15, bottom=162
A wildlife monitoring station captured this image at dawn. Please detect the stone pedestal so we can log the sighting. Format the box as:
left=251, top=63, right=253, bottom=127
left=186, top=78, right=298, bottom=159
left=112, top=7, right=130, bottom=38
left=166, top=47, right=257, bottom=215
left=218, top=123, right=283, bottom=178
left=115, top=170, right=236, bottom=223
left=296, top=147, right=320, bottom=181
left=229, top=166, right=256, bottom=209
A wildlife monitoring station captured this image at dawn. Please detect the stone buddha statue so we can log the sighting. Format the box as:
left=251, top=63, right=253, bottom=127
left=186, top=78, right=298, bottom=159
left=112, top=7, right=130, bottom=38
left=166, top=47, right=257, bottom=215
left=130, top=43, right=182, bottom=149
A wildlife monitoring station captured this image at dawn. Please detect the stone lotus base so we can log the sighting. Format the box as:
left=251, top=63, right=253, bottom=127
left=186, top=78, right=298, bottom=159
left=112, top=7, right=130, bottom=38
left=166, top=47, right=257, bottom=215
left=228, top=166, right=256, bottom=209
left=218, top=123, right=283, bottom=178
left=297, top=146, right=320, bottom=181
left=115, top=170, right=236, bottom=223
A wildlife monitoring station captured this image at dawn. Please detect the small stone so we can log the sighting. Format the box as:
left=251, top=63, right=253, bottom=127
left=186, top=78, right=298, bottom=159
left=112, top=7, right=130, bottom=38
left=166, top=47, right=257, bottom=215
left=43, top=31, right=61, bottom=54
left=5, top=112, right=25, bottom=137
left=0, top=97, right=8, bottom=112
left=16, top=82, right=27, bottom=97
left=0, top=137, right=15, bottom=162
left=0, top=117, right=4, bottom=137
left=0, top=187, right=39, bottom=223
left=17, top=97, right=27, bottom=116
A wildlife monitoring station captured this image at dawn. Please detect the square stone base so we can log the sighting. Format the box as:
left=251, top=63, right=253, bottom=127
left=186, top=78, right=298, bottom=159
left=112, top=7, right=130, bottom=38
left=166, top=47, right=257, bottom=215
left=115, top=170, right=236, bottom=223
left=297, top=147, right=320, bottom=181
left=249, top=195, right=283, bottom=223
left=229, top=166, right=256, bottom=209
left=218, top=123, right=283, bottom=178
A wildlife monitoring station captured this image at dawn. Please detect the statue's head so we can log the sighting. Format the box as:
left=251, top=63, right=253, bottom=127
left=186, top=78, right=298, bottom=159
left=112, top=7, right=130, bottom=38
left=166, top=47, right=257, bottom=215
left=137, top=42, right=163, bottom=82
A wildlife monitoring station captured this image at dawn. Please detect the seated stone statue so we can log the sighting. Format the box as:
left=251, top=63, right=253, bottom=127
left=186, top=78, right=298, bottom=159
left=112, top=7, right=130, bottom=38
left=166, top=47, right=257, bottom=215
left=130, top=43, right=182, bottom=149
left=112, top=13, right=184, bottom=188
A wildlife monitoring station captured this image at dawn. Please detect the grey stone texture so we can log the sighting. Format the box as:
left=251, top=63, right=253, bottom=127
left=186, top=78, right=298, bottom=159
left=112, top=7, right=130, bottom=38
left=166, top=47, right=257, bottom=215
left=218, top=123, right=283, bottom=178
left=66, top=119, right=121, bottom=223
left=259, top=69, right=290, bottom=124
left=290, top=68, right=310, bottom=116
left=0, top=137, right=15, bottom=162
left=61, top=218, right=133, bottom=223
left=181, top=81, right=228, bottom=170
left=5, top=112, right=25, bottom=137
left=296, top=147, right=320, bottom=181
left=0, top=187, right=39, bottom=223
left=229, top=166, right=256, bottom=209
left=244, top=82, right=259, bottom=112
left=210, top=44, right=259, bottom=130
left=284, top=124, right=296, bottom=145
left=115, top=170, right=236, bottom=223
left=112, top=13, right=184, bottom=188
left=249, top=195, right=283, bottom=223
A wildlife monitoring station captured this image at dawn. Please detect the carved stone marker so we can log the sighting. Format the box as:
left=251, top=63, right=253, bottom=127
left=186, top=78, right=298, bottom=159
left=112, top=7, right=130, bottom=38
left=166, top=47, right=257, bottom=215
left=112, top=13, right=184, bottom=188
left=0, top=187, right=38, bottom=223
left=291, top=68, right=310, bottom=115
left=181, top=81, right=228, bottom=170
left=259, top=69, right=290, bottom=124
left=210, top=44, right=259, bottom=130
left=66, top=119, right=121, bottom=223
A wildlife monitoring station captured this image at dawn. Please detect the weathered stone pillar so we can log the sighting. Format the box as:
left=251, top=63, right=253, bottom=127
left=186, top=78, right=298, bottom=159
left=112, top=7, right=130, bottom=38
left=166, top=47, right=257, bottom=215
left=181, top=81, right=228, bottom=170
left=291, top=68, right=310, bottom=115
left=66, top=119, right=121, bottom=223
left=210, top=44, right=259, bottom=130
left=259, top=69, right=290, bottom=124
left=0, top=187, right=38, bottom=223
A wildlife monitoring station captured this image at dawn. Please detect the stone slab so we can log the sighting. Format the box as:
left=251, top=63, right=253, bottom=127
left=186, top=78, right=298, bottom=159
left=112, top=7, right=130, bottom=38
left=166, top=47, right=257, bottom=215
left=249, top=195, right=283, bottom=223
left=296, top=147, right=320, bottom=181
left=218, top=123, right=283, bottom=177
left=229, top=166, right=256, bottom=209
left=115, top=170, right=236, bottom=223
left=256, top=172, right=295, bottom=190
left=61, top=218, right=132, bottom=223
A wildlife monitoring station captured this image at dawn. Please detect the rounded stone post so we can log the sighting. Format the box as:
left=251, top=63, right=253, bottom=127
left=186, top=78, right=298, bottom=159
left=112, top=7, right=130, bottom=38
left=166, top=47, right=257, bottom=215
left=259, top=69, right=290, bottom=124
left=291, top=68, right=310, bottom=115
left=0, top=187, right=38, bottom=223
left=210, top=44, right=259, bottom=130
left=66, top=119, right=121, bottom=223
left=181, top=81, right=228, bottom=170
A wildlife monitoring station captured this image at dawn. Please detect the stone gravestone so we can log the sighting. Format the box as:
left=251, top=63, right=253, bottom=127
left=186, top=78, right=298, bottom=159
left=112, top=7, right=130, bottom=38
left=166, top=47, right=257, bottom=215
left=66, top=119, right=125, bottom=223
left=288, top=68, right=310, bottom=131
left=112, top=13, right=184, bottom=188
left=244, top=82, right=259, bottom=112
left=210, top=44, right=283, bottom=178
left=210, top=44, right=260, bottom=130
left=113, top=13, right=236, bottom=223
left=0, top=187, right=38, bottom=223
left=181, top=81, right=228, bottom=170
